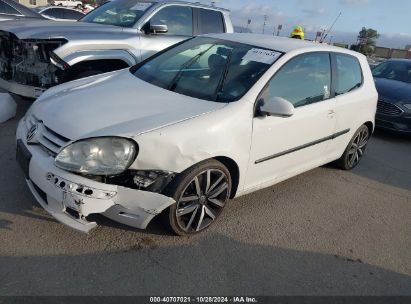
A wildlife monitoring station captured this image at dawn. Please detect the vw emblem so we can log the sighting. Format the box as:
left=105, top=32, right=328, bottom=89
left=27, top=123, right=38, bottom=143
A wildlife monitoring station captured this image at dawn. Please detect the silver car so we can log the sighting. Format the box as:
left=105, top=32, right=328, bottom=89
left=34, top=6, right=86, bottom=22
left=0, top=0, right=233, bottom=98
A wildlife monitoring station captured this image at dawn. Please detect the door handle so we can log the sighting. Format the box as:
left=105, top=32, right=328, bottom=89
left=327, top=110, right=336, bottom=118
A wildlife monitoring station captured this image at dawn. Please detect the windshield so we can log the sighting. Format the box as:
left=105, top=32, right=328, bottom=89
left=133, top=37, right=282, bottom=103
left=80, top=0, right=154, bottom=27
left=372, top=61, right=411, bottom=84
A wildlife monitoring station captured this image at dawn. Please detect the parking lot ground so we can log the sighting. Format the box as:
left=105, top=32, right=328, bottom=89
left=0, top=99, right=410, bottom=296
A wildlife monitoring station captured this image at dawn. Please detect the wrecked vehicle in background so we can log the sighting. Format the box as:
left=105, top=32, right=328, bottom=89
left=16, top=34, right=377, bottom=235
left=0, top=0, right=233, bottom=98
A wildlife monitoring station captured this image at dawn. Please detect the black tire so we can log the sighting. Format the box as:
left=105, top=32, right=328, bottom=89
left=335, top=125, right=370, bottom=170
left=164, top=159, right=232, bottom=236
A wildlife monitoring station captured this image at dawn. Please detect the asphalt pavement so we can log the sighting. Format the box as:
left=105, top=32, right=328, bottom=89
left=0, top=99, right=410, bottom=296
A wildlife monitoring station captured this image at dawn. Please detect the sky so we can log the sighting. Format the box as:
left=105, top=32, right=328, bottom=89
left=194, top=0, right=411, bottom=48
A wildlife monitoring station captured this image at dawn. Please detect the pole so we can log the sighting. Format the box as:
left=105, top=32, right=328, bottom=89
left=321, top=12, right=342, bottom=43
left=262, top=15, right=267, bottom=34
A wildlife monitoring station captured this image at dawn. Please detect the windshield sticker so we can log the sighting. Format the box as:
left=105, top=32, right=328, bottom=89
left=130, top=2, right=152, bottom=11
left=242, top=48, right=282, bottom=65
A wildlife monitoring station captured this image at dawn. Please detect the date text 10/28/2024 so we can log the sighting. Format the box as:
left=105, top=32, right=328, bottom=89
left=150, top=297, right=258, bottom=303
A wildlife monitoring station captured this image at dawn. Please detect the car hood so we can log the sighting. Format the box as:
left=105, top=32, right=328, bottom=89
left=374, top=77, right=411, bottom=103
left=0, top=20, right=123, bottom=40
left=30, top=70, right=226, bottom=140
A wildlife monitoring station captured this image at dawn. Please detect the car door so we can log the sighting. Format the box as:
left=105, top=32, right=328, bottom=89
left=139, top=5, right=194, bottom=61
left=245, top=52, right=337, bottom=190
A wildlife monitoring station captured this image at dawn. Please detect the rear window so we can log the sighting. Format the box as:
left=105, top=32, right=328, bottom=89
left=197, top=8, right=225, bottom=34
left=335, top=54, right=363, bottom=95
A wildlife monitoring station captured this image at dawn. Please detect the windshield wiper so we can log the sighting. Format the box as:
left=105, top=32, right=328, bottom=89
left=214, top=49, right=233, bottom=102
left=168, top=44, right=216, bottom=91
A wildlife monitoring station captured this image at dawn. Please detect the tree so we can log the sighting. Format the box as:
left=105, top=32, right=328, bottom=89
left=357, top=27, right=380, bottom=55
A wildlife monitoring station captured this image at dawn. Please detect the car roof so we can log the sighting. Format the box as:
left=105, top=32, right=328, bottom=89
left=114, top=0, right=230, bottom=12
left=206, top=33, right=361, bottom=55
left=39, top=6, right=85, bottom=12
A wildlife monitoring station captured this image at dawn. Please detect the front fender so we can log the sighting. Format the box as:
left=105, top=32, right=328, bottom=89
left=130, top=101, right=254, bottom=197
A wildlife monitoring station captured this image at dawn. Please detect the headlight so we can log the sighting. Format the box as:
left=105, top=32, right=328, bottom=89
left=55, top=137, right=138, bottom=176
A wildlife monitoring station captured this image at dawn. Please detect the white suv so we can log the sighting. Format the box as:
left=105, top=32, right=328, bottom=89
left=16, top=34, right=378, bottom=235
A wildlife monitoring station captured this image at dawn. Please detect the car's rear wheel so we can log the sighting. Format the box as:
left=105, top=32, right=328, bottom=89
left=165, top=160, right=231, bottom=236
left=335, top=125, right=370, bottom=170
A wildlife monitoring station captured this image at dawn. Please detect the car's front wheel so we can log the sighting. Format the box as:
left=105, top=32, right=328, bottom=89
left=165, top=160, right=232, bottom=236
left=336, top=125, right=370, bottom=170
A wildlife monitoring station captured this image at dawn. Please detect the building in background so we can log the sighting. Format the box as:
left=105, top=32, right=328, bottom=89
left=18, top=0, right=50, bottom=7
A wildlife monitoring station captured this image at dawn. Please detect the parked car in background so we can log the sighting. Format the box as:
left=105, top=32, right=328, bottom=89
left=0, top=0, right=44, bottom=21
left=367, top=56, right=386, bottom=69
left=16, top=34, right=377, bottom=235
left=373, top=59, right=411, bottom=133
left=34, top=6, right=85, bottom=21
left=82, top=4, right=95, bottom=13
left=53, top=0, right=83, bottom=9
left=0, top=0, right=234, bottom=99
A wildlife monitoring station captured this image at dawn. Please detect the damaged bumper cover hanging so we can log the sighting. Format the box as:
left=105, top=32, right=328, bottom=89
left=16, top=120, right=176, bottom=233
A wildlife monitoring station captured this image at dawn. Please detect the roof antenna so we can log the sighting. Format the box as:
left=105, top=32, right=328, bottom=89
left=321, top=12, right=342, bottom=43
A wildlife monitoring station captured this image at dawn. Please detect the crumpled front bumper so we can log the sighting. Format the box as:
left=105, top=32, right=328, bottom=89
left=16, top=119, right=176, bottom=233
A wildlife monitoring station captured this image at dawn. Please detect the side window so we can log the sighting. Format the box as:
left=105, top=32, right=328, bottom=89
left=64, top=9, right=84, bottom=20
left=45, top=8, right=64, bottom=19
left=0, top=2, right=20, bottom=15
left=197, top=9, right=225, bottom=34
left=335, top=54, right=363, bottom=95
left=261, top=52, right=331, bottom=108
left=150, top=6, right=193, bottom=36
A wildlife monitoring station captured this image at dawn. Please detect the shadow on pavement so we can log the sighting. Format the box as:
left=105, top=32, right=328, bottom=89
left=0, top=234, right=410, bottom=296
left=348, top=128, right=411, bottom=191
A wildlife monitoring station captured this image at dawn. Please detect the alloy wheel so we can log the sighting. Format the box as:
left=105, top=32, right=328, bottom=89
left=347, top=127, right=369, bottom=168
left=175, top=169, right=229, bottom=233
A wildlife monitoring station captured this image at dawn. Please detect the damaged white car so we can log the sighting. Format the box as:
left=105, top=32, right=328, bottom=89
left=16, top=34, right=377, bottom=235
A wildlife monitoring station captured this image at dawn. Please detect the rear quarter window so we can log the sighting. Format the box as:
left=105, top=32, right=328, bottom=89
left=335, top=53, right=363, bottom=95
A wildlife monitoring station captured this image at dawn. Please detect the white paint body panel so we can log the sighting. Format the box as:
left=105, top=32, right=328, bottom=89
left=19, top=34, right=378, bottom=232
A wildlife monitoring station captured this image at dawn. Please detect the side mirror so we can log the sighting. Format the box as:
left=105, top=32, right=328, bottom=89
left=149, top=24, right=168, bottom=34
left=259, top=96, right=295, bottom=117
